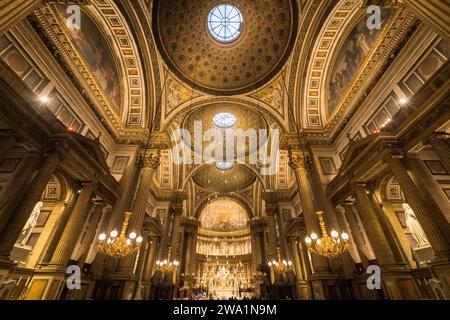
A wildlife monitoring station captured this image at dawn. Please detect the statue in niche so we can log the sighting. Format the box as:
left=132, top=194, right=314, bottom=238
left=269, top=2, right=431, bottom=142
left=403, top=203, right=430, bottom=247
left=18, top=201, right=43, bottom=246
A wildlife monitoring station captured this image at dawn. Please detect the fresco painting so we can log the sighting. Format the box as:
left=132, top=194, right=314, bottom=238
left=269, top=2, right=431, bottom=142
left=200, top=199, right=248, bottom=232
left=57, top=6, right=122, bottom=113
left=329, top=9, right=394, bottom=114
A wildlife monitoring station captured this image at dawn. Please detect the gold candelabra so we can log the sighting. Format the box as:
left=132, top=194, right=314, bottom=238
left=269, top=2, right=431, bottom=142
left=156, top=247, right=179, bottom=272
left=267, top=247, right=293, bottom=273
left=97, top=211, right=143, bottom=259
left=305, top=211, right=349, bottom=259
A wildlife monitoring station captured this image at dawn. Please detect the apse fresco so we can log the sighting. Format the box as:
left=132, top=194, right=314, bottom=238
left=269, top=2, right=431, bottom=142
left=200, top=199, right=248, bottom=232
left=328, top=9, right=394, bottom=114
left=57, top=6, right=122, bottom=113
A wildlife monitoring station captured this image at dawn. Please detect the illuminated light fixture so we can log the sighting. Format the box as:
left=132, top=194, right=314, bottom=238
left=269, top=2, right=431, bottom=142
left=39, top=96, right=50, bottom=103
left=267, top=247, right=292, bottom=273
left=305, top=211, right=349, bottom=259
left=156, top=246, right=179, bottom=273
left=399, top=98, right=408, bottom=105
left=97, top=211, right=143, bottom=259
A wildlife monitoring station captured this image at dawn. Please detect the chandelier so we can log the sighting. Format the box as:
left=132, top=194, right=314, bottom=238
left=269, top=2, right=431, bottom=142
left=305, top=211, right=349, bottom=259
left=268, top=247, right=293, bottom=273
left=156, top=247, right=180, bottom=273
left=97, top=211, right=143, bottom=259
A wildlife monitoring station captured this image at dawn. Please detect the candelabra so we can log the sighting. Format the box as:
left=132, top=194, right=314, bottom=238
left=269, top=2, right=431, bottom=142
left=97, top=211, right=143, bottom=259
left=267, top=247, right=293, bottom=273
left=305, top=211, right=349, bottom=259
left=156, top=247, right=180, bottom=273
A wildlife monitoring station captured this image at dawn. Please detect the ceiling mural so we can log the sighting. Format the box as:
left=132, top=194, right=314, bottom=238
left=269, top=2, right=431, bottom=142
left=56, top=6, right=122, bottom=114
left=153, top=0, right=298, bottom=95
left=193, top=164, right=256, bottom=194
left=34, top=0, right=148, bottom=141
left=199, top=198, right=248, bottom=232
left=301, top=0, right=416, bottom=135
left=329, top=9, right=394, bottom=115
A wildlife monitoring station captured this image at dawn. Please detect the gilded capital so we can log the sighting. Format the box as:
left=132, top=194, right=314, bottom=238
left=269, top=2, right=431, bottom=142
left=288, top=152, right=311, bottom=171
left=138, top=151, right=161, bottom=169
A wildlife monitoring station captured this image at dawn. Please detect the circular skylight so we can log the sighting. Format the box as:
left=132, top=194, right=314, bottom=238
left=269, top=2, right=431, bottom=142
left=208, top=4, right=243, bottom=43
left=216, top=162, right=233, bottom=171
left=213, top=112, right=237, bottom=129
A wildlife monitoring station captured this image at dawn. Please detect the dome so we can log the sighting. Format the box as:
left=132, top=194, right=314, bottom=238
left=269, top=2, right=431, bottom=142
left=153, top=0, right=298, bottom=95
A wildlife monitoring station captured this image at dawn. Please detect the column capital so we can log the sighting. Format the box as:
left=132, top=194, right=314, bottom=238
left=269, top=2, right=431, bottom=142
left=264, top=202, right=280, bottom=217
left=137, top=150, right=161, bottom=169
left=288, top=151, right=312, bottom=171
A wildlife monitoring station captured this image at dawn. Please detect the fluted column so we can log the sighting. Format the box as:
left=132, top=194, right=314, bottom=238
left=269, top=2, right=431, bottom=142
left=265, top=203, right=279, bottom=259
left=275, top=211, right=289, bottom=260
left=0, top=149, right=60, bottom=262
left=250, top=220, right=264, bottom=270
left=406, top=156, right=450, bottom=223
left=336, top=205, right=362, bottom=264
left=133, top=229, right=151, bottom=299
left=385, top=154, right=450, bottom=259
left=49, top=182, right=97, bottom=268
left=429, top=133, right=450, bottom=174
left=76, top=202, right=105, bottom=267
left=289, top=152, right=330, bottom=274
left=0, top=0, right=43, bottom=35
left=353, top=182, right=398, bottom=267
left=288, top=236, right=311, bottom=299
left=143, top=236, right=159, bottom=280
left=170, top=210, right=183, bottom=251
left=116, top=152, right=160, bottom=274
left=341, top=202, right=372, bottom=267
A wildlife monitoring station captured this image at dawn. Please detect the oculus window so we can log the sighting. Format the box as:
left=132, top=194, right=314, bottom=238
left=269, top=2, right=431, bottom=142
left=208, top=4, right=243, bottom=43
left=216, top=162, right=233, bottom=171
left=213, top=112, right=237, bottom=129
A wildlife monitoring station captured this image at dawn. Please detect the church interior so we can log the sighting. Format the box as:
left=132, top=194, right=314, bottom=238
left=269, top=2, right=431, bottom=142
left=0, top=0, right=449, bottom=301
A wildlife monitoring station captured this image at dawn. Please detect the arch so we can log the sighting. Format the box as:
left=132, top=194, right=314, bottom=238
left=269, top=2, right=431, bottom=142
left=194, top=195, right=254, bottom=222
left=161, top=96, right=288, bottom=133
left=181, top=161, right=267, bottom=192
left=376, top=173, right=405, bottom=203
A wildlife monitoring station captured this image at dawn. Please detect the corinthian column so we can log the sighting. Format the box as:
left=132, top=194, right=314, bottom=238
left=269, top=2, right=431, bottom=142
left=289, top=152, right=330, bottom=274
left=429, top=133, right=450, bottom=174
left=116, top=151, right=160, bottom=275
left=76, top=202, right=106, bottom=267
left=352, top=183, right=398, bottom=267
left=341, top=202, right=372, bottom=267
left=385, top=154, right=450, bottom=259
left=49, top=182, right=97, bottom=268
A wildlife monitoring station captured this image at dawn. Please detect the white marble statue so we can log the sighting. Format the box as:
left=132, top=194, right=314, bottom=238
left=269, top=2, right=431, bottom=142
left=19, top=201, right=44, bottom=246
left=403, top=203, right=430, bottom=247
